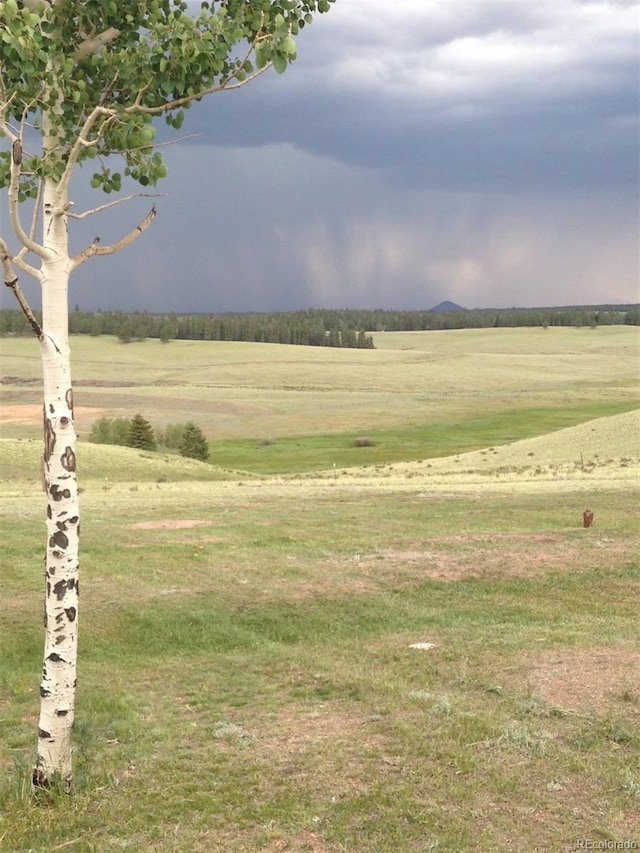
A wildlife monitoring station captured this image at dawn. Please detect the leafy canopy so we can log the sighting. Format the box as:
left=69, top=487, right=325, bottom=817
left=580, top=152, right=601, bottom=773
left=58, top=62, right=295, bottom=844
left=0, top=0, right=334, bottom=195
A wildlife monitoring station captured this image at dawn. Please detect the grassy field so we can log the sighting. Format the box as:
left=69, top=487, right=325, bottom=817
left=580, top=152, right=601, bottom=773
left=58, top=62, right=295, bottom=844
left=1, top=326, right=638, bottom=470
left=0, top=327, right=639, bottom=852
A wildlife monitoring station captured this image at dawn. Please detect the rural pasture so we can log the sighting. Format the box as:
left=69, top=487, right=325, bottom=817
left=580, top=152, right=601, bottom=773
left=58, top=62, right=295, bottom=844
left=0, top=326, right=639, bottom=852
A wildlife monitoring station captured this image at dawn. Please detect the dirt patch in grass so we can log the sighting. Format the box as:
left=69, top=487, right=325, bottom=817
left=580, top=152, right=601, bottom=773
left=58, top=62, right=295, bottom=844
left=0, top=403, right=104, bottom=425
left=130, top=519, right=210, bottom=529
left=353, top=532, right=638, bottom=584
left=216, top=700, right=387, bottom=792
left=207, top=828, right=334, bottom=853
left=514, top=647, right=640, bottom=714
left=256, top=703, right=385, bottom=756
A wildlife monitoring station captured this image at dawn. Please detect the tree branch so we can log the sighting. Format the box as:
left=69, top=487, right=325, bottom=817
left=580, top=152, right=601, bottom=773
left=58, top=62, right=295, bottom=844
left=67, top=192, right=165, bottom=220
left=0, top=232, right=41, bottom=281
left=27, top=178, right=44, bottom=242
left=57, top=105, right=117, bottom=198
left=70, top=204, right=156, bottom=269
left=11, top=253, right=41, bottom=279
left=127, top=62, right=272, bottom=119
left=0, top=237, right=44, bottom=339
left=7, top=136, right=50, bottom=260
left=0, top=74, right=19, bottom=143
left=74, top=27, right=121, bottom=62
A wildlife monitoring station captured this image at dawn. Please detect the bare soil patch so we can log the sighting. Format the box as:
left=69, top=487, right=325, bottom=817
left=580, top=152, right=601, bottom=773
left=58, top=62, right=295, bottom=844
left=334, top=532, right=637, bottom=585
left=130, top=519, right=209, bottom=530
left=514, top=647, right=640, bottom=713
left=0, top=403, right=104, bottom=425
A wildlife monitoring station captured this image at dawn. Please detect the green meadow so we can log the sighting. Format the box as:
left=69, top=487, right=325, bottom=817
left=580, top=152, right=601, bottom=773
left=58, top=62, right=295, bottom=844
left=0, top=326, right=639, bottom=852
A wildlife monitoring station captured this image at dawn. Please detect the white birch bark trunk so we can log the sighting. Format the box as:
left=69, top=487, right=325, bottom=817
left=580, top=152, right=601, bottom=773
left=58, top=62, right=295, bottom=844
left=32, top=178, right=79, bottom=792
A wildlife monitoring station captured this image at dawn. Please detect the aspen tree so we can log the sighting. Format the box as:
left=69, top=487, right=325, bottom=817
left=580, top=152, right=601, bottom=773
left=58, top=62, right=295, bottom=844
left=0, top=0, right=334, bottom=794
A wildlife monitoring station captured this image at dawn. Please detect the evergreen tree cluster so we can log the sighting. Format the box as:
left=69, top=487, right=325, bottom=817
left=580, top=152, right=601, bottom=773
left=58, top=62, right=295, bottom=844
left=1, top=304, right=638, bottom=343
left=89, top=416, right=209, bottom=462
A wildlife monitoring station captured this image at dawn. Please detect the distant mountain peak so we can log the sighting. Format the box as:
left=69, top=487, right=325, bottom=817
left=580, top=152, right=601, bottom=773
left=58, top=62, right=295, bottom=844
left=431, top=300, right=465, bottom=312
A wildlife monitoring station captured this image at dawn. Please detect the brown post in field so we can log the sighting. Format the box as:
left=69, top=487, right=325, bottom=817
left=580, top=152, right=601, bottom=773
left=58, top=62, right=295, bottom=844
left=583, top=510, right=594, bottom=528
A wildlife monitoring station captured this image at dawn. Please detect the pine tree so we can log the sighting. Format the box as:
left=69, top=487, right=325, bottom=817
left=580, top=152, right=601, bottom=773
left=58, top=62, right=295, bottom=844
left=127, top=414, right=156, bottom=451
left=179, top=422, right=209, bottom=462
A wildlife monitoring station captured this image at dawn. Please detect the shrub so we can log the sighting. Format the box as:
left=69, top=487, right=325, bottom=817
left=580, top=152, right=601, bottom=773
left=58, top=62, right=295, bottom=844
left=157, top=423, right=187, bottom=451
left=353, top=437, right=376, bottom=447
left=88, top=416, right=132, bottom=446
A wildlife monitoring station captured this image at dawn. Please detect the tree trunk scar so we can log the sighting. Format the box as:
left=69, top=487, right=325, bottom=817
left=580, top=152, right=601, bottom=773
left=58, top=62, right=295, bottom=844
left=37, top=728, right=52, bottom=740
left=49, top=530, right=69, bottom=550
left=44, top=417, right=56, bottom=462
left=61, top=447, right=76, bottom=472
left=53, top=579, right=70, bottom=600
left=65, top=388, right=74, bottom=414
left=50, top=484, right=71, bottom=501
left=45, top=334, right=62, bottom=354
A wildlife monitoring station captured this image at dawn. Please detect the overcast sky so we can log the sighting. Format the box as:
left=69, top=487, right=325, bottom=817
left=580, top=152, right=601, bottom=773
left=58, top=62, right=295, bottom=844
left=3, top=0, right=639, bottom=313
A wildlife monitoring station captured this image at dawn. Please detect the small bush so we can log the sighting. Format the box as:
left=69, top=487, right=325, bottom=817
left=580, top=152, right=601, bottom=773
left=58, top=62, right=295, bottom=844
left=156, top=423, right=187, bottom=451
left=88, top=417, right=132, bottom=446
left=353, top=437, right=376, bottom=448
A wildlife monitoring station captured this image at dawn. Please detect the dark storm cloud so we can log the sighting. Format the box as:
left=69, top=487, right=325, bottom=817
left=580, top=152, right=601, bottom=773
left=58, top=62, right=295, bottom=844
left=1, top=0, right=638, bottom=313
left=178, top=0, right=638, bottom=193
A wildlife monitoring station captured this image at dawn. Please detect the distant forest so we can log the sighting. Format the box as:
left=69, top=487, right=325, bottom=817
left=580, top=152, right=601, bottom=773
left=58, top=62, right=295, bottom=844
left=0, top=304, right=638, bottom=348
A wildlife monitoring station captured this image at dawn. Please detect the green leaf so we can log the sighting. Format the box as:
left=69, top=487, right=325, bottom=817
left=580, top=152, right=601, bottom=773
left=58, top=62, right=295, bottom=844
left=272, top=54, right=287, bottom=75
left=255, top=45, right=269, bottom=70
left=279, top=35, right=297, bottom=58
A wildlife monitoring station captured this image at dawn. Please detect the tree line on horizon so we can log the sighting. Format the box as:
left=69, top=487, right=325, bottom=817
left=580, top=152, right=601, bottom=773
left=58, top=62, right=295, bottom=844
left=0, top=304, right=637, bottom=346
